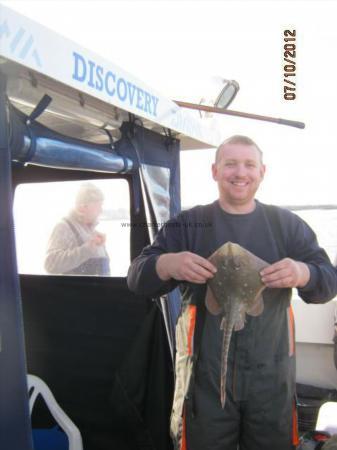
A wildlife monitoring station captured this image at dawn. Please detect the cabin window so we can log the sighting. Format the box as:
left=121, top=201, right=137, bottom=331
left=13, top=179, right=130, bottom=277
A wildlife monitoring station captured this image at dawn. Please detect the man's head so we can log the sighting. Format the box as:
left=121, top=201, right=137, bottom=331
left=75, top=182, right=104, bottom=224
left=212, top=135, right=266, bottom=213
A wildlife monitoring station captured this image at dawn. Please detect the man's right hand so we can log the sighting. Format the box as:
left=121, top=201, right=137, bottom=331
left=156, top=252, right=217, bottom=284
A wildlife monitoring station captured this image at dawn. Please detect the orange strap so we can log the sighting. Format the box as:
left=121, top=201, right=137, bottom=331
left=292, top=399, right=300, bottom=447
left=181, top=305, right=196, bottom=449
left=187, top=305, right=197, bottom=356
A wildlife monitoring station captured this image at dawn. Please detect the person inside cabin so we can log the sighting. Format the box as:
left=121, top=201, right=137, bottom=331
left=127, top=135, right=337, bottom=450
left=45, top=182, right=110, bottom=276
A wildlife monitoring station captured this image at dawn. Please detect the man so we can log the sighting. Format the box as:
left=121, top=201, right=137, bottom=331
left=127, top=136, right=337, bottom=450
left=45, top=182, right=110, bottom=275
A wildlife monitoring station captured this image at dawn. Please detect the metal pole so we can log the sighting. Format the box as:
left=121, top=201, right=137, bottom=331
left=0, top=72, right=34, bottom=450
left=174, top=100, right=305, bottom=129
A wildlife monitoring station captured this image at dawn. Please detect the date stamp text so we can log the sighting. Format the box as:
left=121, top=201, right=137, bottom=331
left=283, top=30, right=296, bottom=100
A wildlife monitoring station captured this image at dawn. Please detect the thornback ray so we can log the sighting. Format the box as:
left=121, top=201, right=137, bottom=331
left=206, top=242, right=269, bottom=408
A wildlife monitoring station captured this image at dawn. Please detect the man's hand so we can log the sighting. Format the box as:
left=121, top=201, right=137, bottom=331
left=260, top=258, right=310, bottom=289
left=156, top=252, right=217, bottom=284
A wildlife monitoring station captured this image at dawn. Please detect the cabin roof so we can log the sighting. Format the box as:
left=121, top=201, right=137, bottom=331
left=0, top=5, right=221, bottom=150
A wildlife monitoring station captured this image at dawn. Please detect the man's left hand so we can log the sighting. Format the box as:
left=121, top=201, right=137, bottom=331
left=260, top=258, right=310, bottom=289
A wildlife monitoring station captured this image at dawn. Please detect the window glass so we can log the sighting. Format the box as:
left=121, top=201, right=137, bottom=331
left=14, top=179, right=130, bottom=276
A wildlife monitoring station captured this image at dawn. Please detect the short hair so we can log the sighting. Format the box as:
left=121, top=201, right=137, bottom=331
left=215, top=135, right=263, bottom=163
left=75, top=182, right=104, bottom=207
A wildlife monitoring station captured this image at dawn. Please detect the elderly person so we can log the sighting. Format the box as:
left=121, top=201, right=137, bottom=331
left=45, top=182, right=110, bottom=275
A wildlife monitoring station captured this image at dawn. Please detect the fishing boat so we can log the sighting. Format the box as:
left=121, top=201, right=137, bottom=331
left=0, top=5, right=336, bottom=450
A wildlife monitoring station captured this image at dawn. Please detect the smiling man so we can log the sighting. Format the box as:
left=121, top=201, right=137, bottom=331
left=212, top=138, right=265, bottom=214
left=127, top=135, right=337, bottom=450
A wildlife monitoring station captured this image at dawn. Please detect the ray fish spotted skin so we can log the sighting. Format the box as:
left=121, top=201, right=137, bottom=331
left=206, top=242, right=269, bottom=408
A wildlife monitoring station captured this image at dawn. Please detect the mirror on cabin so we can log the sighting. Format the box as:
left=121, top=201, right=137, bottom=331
left=213, top=79, right=240, bottom=109
left=13, top=179, right=130, bottom=277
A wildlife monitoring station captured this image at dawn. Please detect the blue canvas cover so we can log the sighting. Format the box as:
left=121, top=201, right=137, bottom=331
left=0, top=75, right=34, bottom=450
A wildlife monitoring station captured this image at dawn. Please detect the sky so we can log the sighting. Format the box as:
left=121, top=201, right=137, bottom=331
left=2, top=0, right=337, bottom=207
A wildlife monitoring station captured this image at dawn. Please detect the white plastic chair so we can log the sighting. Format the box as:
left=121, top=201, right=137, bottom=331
left=316, top=401, right=337, bottom=435
left=27, top=374, right=83, bottom=450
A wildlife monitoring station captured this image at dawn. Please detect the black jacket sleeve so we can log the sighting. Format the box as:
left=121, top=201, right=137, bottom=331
left=282, top=209, right=337, bottom=303
left=127, top=213, right=188, bottom=297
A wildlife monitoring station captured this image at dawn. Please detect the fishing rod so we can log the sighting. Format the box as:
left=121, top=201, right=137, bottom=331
left=174, top=100, right=305, bottom=129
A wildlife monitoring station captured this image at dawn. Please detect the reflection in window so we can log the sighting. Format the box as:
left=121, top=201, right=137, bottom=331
left=14, top=179, right=130, bottom=276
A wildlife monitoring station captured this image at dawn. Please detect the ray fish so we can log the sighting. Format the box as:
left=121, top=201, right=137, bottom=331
left=206, top=242, right=269, bottom=408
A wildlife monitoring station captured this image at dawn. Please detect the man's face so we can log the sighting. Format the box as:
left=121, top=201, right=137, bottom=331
left=212, top=143, right=266, bottom=210
left=80, top=200, right=103, bottom=224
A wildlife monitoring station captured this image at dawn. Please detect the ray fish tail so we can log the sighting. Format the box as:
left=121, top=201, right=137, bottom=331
left=220, top=297, right=240, bottom=409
